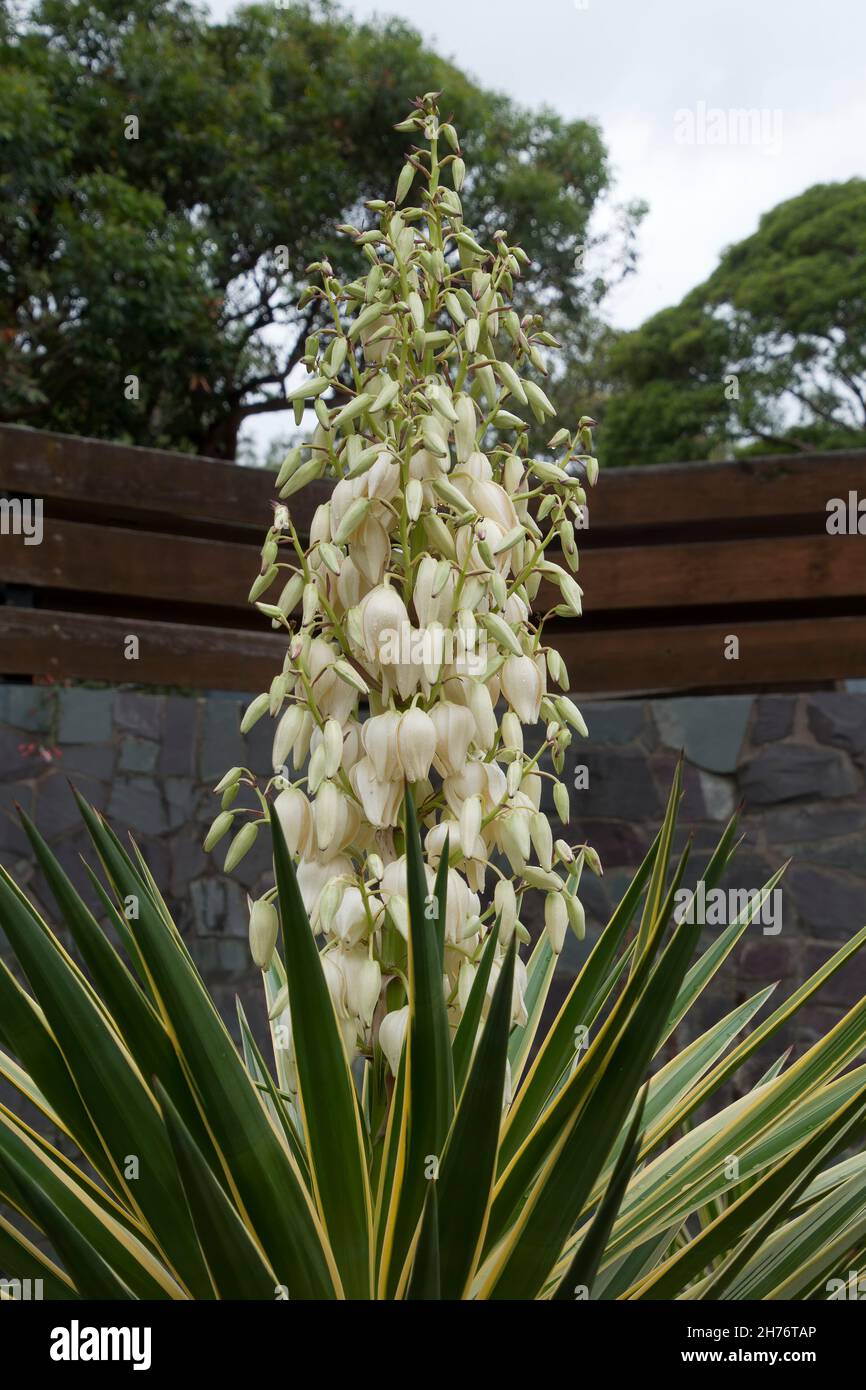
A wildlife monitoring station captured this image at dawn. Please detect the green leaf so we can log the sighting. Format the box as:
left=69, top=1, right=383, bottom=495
left=645, top=986, right=776, bottom=1144
left=405, top=1183, right=440, bottom=1301
left=611, top=1057, right=866, bottom=1273
left=374, top=1038, right=409, bottom=1285
left=552, top=1085, right=648, bottom=1300
left=0, top=957, right=107, bottom=1179
left=437, top=937, right=516, bottom=1298
left=0, top=1094, right=157, bottom=1253
left=508, top=933, right=555, bottom=1086
left=500, top=828, right=660, bottom=1171
left=235, top=1000, right=310, bottom=1186
left=0, top=860, right=212, bottom=1298
left=21, top=812, right=221, bottom=1174
left=383, top=789, right=455, bottom=1296
left=592, top=1224, right=683, bottom=1300
left=634, top=1081, right=866, bottom=1299
left=271, top=806, right=372, bottom=1299
left=485, top=910, right=701, bottom=1299
left=485, top=862, right=681, bottom=1258
left=431, top=830, right=450, bottom=968
left=0, top=1211, right=77, bottom=1301
left=0, top=1148, right=136, bottom=1300
left=570, top=986, right=776, bottom=1236
left=660, top=924, right=866, bottom=1135
left=73, top=790, right=338, bottom=1300
left=157, top=1083, right=278, bottom=1300
left=660, top=865, right=787, bottom=1047
left=717, top=1164, right=866, bottom=1300
left=632, top=758, right=682, bottom=963
left=452, top=915, right=500, bottom=1096
left=0, top=1114, right=179, bottom=1302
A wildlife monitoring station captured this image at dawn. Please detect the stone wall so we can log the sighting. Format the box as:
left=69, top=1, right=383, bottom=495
left=0, top=683, right=281, bottom=1037
left=539, top=689, right=866, bottom=1080
left=1, top=683, right=864, bottom=1070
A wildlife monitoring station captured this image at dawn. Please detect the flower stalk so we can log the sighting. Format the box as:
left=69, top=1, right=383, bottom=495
left=208, top=92, right=602, bottom=1084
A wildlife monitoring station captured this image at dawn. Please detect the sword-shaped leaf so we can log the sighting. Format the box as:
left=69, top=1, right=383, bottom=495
left=271, top=807, right=372, bottom=1299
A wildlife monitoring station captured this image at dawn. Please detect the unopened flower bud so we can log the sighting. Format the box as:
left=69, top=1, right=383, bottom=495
left=523, top=865, right=563, bottom=893
left=307, top=741, right=326, bottom=795
left=501, top=711, right=523, bottom=754
left=204, top=810, right=234, bottom=852
left=249, top=898, right=279, bottom=969
left=240, top=693, right=269, bottom=733
left=584, top=846, right=604, bottom=877
left=224, top=821, right=258, bottom=873
left=500, top=810, right=529, bottom=873
left=565, top=891, right=586, bottom=941
left=214, top=766, right=243, bottom=794
left=530, top=812, right=554, bottom=872
left=556, top=697, right=589, bottom=737
left=545, top=892, right=568, bottom=954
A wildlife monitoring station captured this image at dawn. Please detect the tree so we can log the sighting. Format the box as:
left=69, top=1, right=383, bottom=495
left=602, top=179, right=866, bottom=467
left=0, top=0, right=628, bottom=458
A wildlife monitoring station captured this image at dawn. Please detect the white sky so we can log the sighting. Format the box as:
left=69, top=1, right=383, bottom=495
left=206, top=0, right=866, bottom=454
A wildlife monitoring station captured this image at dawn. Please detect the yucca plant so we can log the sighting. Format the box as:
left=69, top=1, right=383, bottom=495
left=1, top=769, right=865, bottom=1301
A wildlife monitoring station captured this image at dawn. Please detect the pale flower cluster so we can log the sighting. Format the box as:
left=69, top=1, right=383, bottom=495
left=207, top=94, right=601, bottom=1088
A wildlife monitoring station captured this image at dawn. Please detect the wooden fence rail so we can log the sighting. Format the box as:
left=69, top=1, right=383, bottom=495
left=1, top=423, right=864, bottom=695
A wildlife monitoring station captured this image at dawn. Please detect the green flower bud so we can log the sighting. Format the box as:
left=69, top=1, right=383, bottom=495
left=240, top=693, right=269, bottom=733
left=396, top=160, right=415, bottom=205
left=248, top=565, right=278, bottom=603
left=249, top=897, right=280, bottom=969
left=204, top=810, right=234, bottom=852
left=224, top=820, right=258, bottom=872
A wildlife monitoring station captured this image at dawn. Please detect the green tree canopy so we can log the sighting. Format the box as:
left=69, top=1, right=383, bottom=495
left=0, top=0, right=626, bottom=458
left=602, top=179, right=866, bottom=467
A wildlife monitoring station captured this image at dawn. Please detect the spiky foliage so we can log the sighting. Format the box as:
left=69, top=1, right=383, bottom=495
left=1, top=777, right=865, bottom=1300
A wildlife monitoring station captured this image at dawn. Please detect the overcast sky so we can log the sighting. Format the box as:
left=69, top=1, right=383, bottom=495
left=207, top=0, right=865, bottom=450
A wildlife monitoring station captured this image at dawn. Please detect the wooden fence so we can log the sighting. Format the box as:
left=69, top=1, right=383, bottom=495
left=1, top=423, right=864, bottom=696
